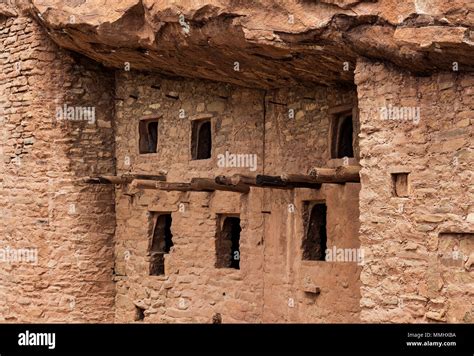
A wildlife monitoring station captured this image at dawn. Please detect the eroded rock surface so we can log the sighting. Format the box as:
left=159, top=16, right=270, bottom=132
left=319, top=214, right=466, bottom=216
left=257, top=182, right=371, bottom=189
left=7, top=0, right=470, bottom=87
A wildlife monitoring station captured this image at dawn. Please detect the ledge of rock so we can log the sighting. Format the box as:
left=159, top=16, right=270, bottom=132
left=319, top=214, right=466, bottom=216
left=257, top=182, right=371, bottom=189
left=0, top=2, right=18, bottom=17
left=20, top=0, right=474, bottom=88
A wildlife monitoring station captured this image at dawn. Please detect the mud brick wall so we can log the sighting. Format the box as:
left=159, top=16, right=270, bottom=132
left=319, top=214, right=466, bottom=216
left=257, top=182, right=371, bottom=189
left=355, top=59, right=474, bottom=323
left=113, top=72, right=361, bottom=322
left=0, top=14, right=116, bottom=322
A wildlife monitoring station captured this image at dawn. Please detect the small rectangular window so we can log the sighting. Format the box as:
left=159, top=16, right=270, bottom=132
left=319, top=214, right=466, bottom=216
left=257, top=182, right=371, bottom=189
left=302, top=202, right=327, bottom=261
left=215, top=215, right=241, bottom=269
left=135, top=306, right=145, bottom=321
left=139, top=119, right=159, bottom=154
left=392, top=172, right=409, bottom=197
left=191, top=119, right=212, bottom=160
left=149, top=213, right=173, bottom=275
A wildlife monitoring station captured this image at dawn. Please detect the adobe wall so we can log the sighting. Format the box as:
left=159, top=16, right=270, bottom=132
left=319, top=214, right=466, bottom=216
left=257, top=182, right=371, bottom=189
left=355, top=59, right=474, bottom=323
left=0, top=13, right=116, bottom=321
left=114, top=73, right=361, bottom=323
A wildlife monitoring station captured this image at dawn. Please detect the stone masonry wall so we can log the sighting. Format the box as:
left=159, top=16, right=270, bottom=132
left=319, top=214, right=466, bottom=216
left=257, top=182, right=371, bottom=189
left=356, top=59, right=473, bottom=323
left=2, top=5, right=472, bottom=326
left=261, top=85, right=361, bottom=322
left=264, top=85, right=359, bottom=174
left=114, top=72, right=361, bottom=323
left=114, top=73, right=266, bottom=322
left=259, top=183, right=361, bottom=323
left=0, top=13, right=116, bottom=322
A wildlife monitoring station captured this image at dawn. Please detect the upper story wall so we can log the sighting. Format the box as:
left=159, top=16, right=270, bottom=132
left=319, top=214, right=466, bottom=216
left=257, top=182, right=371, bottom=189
left=264, top=86, right=358, bottom=175
left=115, top=72, right=265, bottom=180
left=115, top=72, right=358, bottom=180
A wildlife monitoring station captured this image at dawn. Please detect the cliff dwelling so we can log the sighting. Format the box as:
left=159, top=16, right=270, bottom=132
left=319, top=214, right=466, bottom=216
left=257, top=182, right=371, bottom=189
left=0, top=0, right=473, bottom=326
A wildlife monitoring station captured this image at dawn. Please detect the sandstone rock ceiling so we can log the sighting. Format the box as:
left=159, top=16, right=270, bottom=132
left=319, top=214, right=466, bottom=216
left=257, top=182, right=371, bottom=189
left=16, top=0, right=474, bottom=88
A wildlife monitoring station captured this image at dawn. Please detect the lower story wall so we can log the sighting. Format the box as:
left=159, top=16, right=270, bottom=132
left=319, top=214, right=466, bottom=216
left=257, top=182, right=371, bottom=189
left=261, top=184, right=361, bottom=323
left=114, top=189, right=264, bottom=323
left=114, top=182, right=361, bottom=323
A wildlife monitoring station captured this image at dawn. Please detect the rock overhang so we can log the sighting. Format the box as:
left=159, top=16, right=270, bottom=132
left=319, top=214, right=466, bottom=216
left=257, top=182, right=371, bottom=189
left=11, top=0, right=474, bottom=88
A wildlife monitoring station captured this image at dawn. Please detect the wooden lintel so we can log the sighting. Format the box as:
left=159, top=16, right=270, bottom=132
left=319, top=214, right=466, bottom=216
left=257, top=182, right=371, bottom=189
left=130, top=178, right=249, bottom=193
left=216, top=174, right=321, bottom=190
left=308, top=165, right=360, bottom=183
left=256, top=175, right=322, bottom=189
left=140, top=114, right=163, bottom=120
left=83, top=176, right=126, bottom=185
left=84, top=173, right=166, bottom=185
left=190, top=178, right=249, bottom=193
left=328, top=103, right=354, bottom=115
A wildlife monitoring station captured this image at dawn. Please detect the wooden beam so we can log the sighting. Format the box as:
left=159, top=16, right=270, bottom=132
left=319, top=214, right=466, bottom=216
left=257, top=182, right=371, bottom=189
left=130, top=180, right=191, bottom=191
left=216, top=167, right=359, bottom=191
left=308, top=165, right=360, bottom=183
left=83, top=176, right=126, bottom=185
left=215, top=175, right=256, bottom=188
left=130, top=178, right=249, bottom=193
left=256, top=175, right=322, bottom=189
left=216, top=174, right=321, bottom=189
left=280, top=174, right=321, bottom=184
left=190, top=178, right=249, bottom=193
left=83, top=173, right=166, bottom=185
left=122, top=173, right=166, bottom=182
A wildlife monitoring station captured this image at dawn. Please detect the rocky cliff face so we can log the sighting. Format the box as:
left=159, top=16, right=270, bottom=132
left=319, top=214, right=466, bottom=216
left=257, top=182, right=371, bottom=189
left=4, top=0, right=473, bottom=88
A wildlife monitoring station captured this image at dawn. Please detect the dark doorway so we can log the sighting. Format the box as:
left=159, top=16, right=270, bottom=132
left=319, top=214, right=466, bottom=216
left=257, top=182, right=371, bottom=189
left=302, top=203, right=327, bottom=261
left=149, top=213, right=173, bottom=275
left=192, top=120, right=212, bottom=160
left=215, top=216, right=241, bottom=269
left=139, top=119, right=159, bottom=154
left=331, top=113, right=354, bottom=158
